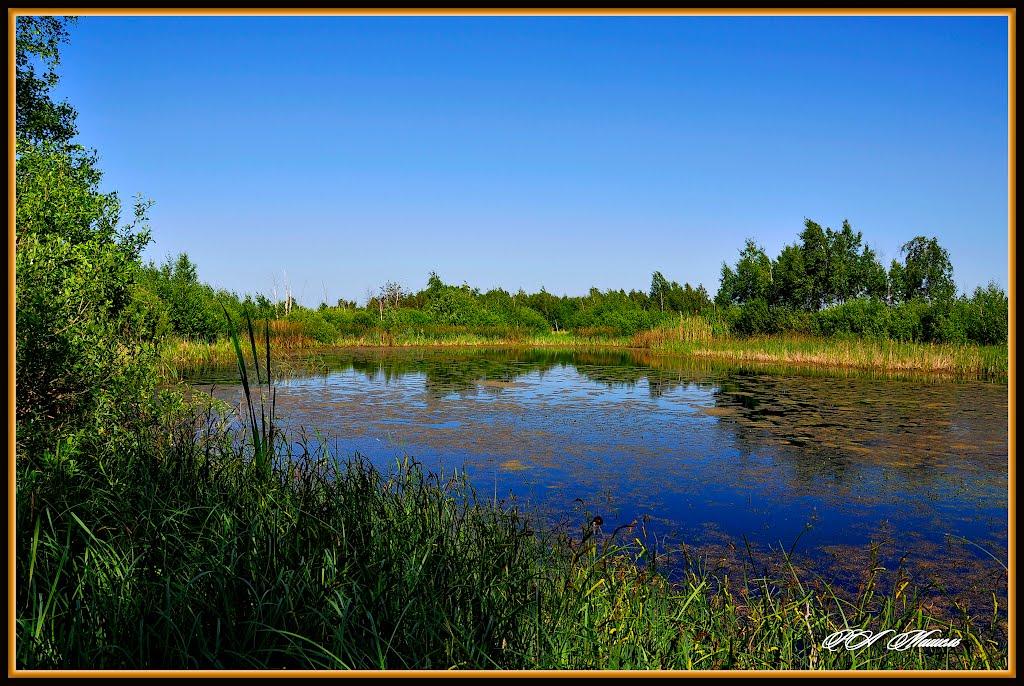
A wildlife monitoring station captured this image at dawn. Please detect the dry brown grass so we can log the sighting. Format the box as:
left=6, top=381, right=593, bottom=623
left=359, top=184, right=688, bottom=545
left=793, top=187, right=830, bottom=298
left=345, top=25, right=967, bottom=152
left=631, top=316, right=715, bottom=348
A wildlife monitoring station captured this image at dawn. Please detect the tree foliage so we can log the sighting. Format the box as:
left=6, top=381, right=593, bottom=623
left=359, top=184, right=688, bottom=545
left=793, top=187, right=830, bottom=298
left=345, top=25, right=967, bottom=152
left=16, top=16, right=78, bottom=146
left=889, top=236, right=956, bottom=304
left=16, top=16, right=155, bottom=451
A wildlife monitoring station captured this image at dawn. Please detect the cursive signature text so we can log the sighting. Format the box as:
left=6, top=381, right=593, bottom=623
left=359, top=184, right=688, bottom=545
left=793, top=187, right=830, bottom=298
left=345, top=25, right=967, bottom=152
left=822, top=629, right=962, bottom=652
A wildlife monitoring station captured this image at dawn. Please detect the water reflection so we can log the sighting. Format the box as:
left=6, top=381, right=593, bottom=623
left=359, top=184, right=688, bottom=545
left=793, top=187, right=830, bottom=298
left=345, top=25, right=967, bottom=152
left=196, top=347, right=1008, bottom=605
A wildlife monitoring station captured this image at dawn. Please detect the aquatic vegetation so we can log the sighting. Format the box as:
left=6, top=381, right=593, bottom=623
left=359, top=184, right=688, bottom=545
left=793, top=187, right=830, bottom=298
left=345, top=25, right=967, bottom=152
left=164, top=331, right=1007, bottom=382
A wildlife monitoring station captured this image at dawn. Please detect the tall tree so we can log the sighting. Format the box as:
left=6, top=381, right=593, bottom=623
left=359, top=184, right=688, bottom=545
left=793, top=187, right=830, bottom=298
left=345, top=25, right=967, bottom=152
left=797, top=219, right=830, bottom=310
left=717, top=239, right=773, bottom=306
left=649, top=271, right=670, bottom=312
left=855, top=243, right=889, bottom=301
left=892, top=236, right=956, bottom=303
left=771, top=243, right=809, bottom=309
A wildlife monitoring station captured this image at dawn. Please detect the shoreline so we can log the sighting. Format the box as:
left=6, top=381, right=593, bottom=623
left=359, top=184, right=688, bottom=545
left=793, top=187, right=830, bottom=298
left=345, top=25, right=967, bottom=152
left=163, top=335, right=1009, bottom=382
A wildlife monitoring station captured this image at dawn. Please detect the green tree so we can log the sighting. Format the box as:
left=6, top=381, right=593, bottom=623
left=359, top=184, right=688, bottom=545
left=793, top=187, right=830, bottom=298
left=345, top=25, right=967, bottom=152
left=772, top=244, right=809, bottom=309
left=967, top=282, right=1009, bottom=345
left=16, top=16, right=78, bottom=146
left=16, top=16, right=156, bottom=450
left=856, top=244, right=889, bottom=301
left=797, top=219, right=830, bottom=310
left=892, top=236, right=956, bottom=303
left=649, top=271, right=670, bottom=311
left=716, top=239, right=773, bottom=306
left=140, top=253, right=223, bottom=341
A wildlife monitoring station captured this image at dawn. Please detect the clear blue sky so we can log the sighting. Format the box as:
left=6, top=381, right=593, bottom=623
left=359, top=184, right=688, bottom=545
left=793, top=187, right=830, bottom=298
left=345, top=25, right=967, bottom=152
left=51, top=15, right=1009, bottom=306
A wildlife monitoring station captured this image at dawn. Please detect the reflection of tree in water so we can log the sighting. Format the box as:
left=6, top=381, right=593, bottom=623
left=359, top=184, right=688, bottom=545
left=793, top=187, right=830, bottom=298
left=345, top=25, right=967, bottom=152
left=697, top=371, right=1008, bottom=602
left=704, top=372, right=1007, bottom=509
left=344, top=348, right=731, bottom=399
left=571, top=352, right=724, bottom=398
left=324, top=348, right=576, bottom=395
left=299, top=348, right=1005, bottom=508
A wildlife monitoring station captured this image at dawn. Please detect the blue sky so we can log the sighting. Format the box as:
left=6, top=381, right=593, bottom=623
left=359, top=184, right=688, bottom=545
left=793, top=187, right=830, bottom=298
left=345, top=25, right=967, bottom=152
left=51, top=15, right=1009, bottom=306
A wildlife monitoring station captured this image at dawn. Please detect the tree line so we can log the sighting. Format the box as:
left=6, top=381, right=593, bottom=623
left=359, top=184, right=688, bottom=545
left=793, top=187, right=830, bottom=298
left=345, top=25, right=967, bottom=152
left=717, top=219, right=956, bottom=309
left=135, top=233, right=1007, bottom=347
left=714, top=220, right=1006, bottom=344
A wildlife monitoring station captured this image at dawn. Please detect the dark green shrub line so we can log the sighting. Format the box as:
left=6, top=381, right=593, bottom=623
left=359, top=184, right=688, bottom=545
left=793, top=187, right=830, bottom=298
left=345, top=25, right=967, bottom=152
left=146, top=263, right=1008, bottom=350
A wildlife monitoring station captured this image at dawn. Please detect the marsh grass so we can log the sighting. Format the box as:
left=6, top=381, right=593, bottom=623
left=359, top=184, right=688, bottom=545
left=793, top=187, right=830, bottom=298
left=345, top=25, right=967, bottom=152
left=161, top=331, right=631, bottom=380
left=632, top=315, right=716, bottom=347
left=659, top=335, right=1008, bottom=380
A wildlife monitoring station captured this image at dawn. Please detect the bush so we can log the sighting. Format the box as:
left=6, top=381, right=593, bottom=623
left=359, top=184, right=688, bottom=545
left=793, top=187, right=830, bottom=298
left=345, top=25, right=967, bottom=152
left=507, top=305, right=553, bottom=334
left=383, top=307, right=435, bottom=329
left=729, top=299, right=779, bottom=336
left=815, top=299, right=891, bottom=339
left=967, top=283, right=1009, bottom=345
left=926, top=299, right=971, bottom=345
left=15, top=143, right=156, bottom=453
left=571, top=306, right=668, bottom=337
left=426, top=288, right=500, bottom=327
left=320, top=306, right=375, bottom=333
left=284, top=309, right=339, bottom=344
left=887, top=300, right=928, bottom=342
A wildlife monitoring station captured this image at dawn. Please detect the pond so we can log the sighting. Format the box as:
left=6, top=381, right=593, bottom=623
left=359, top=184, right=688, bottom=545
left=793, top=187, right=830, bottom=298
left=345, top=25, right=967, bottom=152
left=195, top=347, right=1008, bottom=607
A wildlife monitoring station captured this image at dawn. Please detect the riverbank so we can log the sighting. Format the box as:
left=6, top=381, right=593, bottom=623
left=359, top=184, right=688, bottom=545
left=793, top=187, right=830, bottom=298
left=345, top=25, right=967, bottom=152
left=162, top=332, right=1008, bottom=381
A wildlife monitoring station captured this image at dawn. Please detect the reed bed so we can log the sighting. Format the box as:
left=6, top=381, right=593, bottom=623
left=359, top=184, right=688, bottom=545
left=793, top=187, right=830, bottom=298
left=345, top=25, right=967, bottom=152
left=162, top=332, right=633, bottom=379
left=632, top=315, right=716, bottom=347
left=663, top=335, right=1008, bottom=380
left=160, top=339, right=328, bottom=381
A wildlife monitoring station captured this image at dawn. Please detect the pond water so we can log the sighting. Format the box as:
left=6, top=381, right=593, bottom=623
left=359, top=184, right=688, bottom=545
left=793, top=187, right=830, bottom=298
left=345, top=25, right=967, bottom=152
left=195, top=347, right=1008, bottom=605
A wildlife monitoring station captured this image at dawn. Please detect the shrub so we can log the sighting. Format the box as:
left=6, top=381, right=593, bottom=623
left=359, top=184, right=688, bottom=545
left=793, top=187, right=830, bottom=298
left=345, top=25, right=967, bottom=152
left=926, top=299, right=971, bottom=345
left=729, top=299, right=779, bottom=336
left=284, top=309, right=339, bottom=344
left=426, top=288, right=500, bottom=327
left=886, top=300, right=928, bottom=342
left=383, top=307, right=435, bottom=329
left=815, top=299, right=891, bottom=339
left=967, top=283, right=1009, bottom=345
left=507, top=305, right=553, bottom=334
left=15, top=143, right=156, bottom=453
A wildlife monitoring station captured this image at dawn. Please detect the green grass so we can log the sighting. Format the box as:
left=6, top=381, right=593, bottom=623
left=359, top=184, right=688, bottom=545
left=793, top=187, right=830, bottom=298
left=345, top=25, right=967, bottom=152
left=160, top=331, right=632, bottom=380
